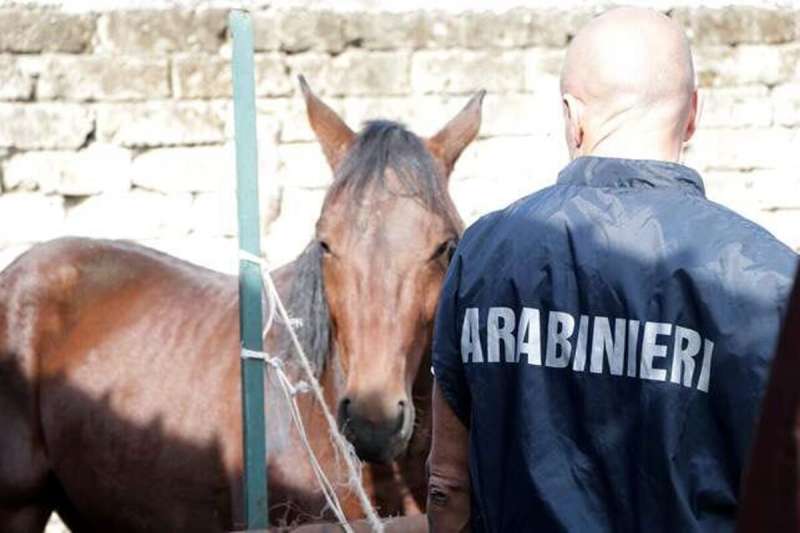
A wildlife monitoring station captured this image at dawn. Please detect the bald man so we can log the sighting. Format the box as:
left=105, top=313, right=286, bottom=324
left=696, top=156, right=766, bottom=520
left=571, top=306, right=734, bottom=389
left=428, top=7, right=798, bottom=532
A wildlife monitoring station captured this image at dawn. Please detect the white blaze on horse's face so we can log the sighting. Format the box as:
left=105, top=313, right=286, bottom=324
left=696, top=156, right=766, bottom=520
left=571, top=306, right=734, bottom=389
left=300, top=75, right=483, bottom=462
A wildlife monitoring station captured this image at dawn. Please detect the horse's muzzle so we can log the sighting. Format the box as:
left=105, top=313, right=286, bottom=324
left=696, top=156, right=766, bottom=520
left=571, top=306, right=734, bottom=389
left=337, top=396, right=414, bottom=464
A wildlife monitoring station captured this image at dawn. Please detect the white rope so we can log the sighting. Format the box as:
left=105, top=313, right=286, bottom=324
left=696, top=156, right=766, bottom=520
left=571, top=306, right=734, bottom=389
left=239, top=251, right=385, bottom=533
left=243, top=347, right=350, bottom=528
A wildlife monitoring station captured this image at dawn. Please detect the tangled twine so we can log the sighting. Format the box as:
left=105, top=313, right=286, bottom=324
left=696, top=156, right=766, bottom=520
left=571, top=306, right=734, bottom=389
left=239, top=250, right=385, bottom=533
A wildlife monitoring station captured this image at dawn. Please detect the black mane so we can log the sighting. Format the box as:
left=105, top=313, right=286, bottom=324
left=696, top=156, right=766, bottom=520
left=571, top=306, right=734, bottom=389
left=276, top=243, right=330, bottom=376
left=326, top=120, right=451, bottom=211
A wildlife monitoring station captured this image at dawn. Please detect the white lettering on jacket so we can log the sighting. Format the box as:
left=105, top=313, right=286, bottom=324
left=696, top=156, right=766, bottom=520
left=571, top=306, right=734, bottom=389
left=460, top=307, right=715, bottom=393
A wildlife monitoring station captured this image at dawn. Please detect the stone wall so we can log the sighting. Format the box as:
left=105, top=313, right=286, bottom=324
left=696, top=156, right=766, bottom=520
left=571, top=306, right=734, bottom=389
left=0, top=4, right=798, bottom=275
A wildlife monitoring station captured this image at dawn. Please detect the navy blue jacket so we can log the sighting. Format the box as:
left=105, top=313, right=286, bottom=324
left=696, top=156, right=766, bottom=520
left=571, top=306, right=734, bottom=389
left=432, top=157, right=798, bottom=533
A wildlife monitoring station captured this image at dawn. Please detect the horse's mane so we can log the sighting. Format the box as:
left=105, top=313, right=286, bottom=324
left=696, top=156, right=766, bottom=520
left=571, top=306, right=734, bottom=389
left=279, top=120, right=456, bottom=377
left=327, top=120, right=452, bottom=212
left=277, top=242, right=330, bottom=377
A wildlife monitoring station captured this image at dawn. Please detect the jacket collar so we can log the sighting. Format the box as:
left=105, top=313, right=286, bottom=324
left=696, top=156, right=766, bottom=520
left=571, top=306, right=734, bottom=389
left=557, top=156, right=706, bottom=196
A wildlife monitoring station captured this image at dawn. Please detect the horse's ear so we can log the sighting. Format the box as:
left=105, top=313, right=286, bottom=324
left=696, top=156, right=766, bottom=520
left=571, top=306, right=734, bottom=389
left=427, top=90, right=485, bottom=178
left=299, top=75, right=355, bottom=171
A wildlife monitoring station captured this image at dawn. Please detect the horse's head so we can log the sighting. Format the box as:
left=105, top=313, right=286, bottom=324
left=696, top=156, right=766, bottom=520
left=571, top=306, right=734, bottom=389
left=300, top=77, right=483, bottom=463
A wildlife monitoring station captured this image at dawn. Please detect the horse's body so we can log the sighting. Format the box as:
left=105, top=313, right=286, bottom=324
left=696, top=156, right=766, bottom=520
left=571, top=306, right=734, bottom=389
left=0, top=80, right=483, bottom=532
left=0, top=238, right=424, bottom=531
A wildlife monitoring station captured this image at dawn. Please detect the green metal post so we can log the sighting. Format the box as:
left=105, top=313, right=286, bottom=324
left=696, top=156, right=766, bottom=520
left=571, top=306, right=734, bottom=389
left=230, top=10, right=268, bottom=529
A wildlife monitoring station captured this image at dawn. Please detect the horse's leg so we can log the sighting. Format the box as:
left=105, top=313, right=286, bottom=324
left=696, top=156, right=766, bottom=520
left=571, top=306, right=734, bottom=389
left=0, top=278, right=53, bottom=533
left=0, top=370, right=54, bottom=533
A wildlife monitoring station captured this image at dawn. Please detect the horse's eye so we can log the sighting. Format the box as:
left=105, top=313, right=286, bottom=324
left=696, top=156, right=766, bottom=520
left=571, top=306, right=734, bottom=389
left=431, top=239, right=456, bottom=262
left=319, top=240, right=332, bottom=254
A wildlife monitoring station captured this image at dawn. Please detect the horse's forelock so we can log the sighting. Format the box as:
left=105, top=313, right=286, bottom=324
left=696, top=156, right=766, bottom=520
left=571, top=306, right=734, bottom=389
left=326, top=120, right=454, bottom=217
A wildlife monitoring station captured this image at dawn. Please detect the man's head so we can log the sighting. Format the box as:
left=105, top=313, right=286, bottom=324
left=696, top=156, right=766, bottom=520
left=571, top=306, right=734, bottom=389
left=560, top=7, right=698, bottom=161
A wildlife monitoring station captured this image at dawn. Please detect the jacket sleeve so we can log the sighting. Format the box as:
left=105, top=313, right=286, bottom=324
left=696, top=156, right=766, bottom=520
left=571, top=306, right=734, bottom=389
left=432, top=250, right=471, bottom=426
left=706, top=249, right=798, bottom=472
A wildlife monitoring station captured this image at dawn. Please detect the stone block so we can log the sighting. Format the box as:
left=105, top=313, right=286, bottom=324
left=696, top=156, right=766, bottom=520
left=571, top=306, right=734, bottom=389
left=418, top=11, right=463, bottom=49
left=0, top=243, right=29, bottom=272
left=10, top=55, right=45, bottom=81
left=235, top=97, right=323, bottom=144
left=449, top=135, right=567, bottom=225
left=773, top=83, right=800, bottom=126
left=276, top=143, right=331, bottom=188
left=452, top=10, right=533, bottom=49
left=191, top=191, right=238, bottom=238
left=450, top=177, right=518, bottom=227
left=684, top=127, right=797, bottom=171
left=274, top=9, right=346, bottom=53
left=38, top=55, right=169, bottom=101
left=524, top=48, right=566, bottom=92
left=459, top=8, right=593, bottom=49
left=137, top=236, right=239, bottom=274
left=0, top=104, right=94, bottom=149
left=671, top=7, right=798, bottom=45
left=3, top=144, right=132, bottom=195
left=702, top=170, right=760, bottom=218
left=0, top=9, right=94, bottom=53
left=451, top=134, right=568, bottom=190
left=695, top=44, right=800, bottom=87
left=751, top=172, right=800, bottom=211
left=412, top=50, right=526, bottom=95
left=0, top=55, right=34, bottom=101
left=187, top=180, right=280, bottom=242
left=481, top=92, right=563, bottom=137
left=220, top=106, right=281, bottom=170
left=240, top=8, right=348, bottom=53
left=702, top=170, right=800, bottom=217
left=412, top=8, right=593, bottom=50
left=172, top=53, right=292, bottom=99
left=271, top=97, right=316, bottom=143
left=172, top=55, right=230, bottom=99
left=341, top=93, right=561, bottom=139
left=131, top=145, right=233, bottom=193
left=2, top=152, right=57, bottom=192
left=289, top=51, right=411, bottom=97
left=343, top=11, right=430, bottom=50
left=263, top=187, right=327, bottom=268
left=64, top=190, right=193, bottom=240
left=96, top=101, right=226, bottom=147
left=699, top=86, right=772, bottom=128
left=96, top=9, right=226, bottom=54
left=252, top=10, right=280, bottom=51
left=0, top=192, right=65, bottom=245
left=534, top=7, right=598, bottom=46
left=342, top=95, right=453, bottom=138
left=284, top=53, right=331, bottom=93
left=749, top=208, right=800, bottom=251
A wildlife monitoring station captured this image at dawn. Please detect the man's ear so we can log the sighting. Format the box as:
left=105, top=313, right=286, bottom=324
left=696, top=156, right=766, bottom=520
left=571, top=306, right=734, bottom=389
left=426, top=90, right=485, bottom=178
left=562, top=92, right=584, bottom=158
left=684, top=89, right=700, bottom=143
left=299, top=75, right=355, bottom=171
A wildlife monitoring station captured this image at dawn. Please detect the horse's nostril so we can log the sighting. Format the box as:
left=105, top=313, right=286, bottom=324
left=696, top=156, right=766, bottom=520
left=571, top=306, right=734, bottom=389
left=338, top=397, right=353, bottom=423
left=395, top=403, right=406, bottom=432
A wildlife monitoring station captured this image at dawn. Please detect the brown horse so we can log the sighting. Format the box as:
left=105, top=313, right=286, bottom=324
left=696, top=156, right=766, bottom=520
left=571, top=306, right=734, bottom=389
left=0, top=79, right=483, bottom=532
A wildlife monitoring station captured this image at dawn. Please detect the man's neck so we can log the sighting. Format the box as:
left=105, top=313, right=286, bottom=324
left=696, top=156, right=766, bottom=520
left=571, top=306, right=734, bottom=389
left=581, top=130, right=685, bottom=163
